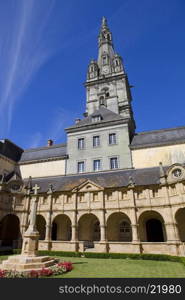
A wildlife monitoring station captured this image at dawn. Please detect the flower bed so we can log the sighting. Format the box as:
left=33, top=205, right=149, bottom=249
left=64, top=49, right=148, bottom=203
left=0, top=261, right=73, bottom=278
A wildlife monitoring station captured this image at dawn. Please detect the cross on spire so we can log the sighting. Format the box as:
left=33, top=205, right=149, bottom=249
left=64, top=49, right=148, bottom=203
left=32, top=184, right=40, bottom=195
left=102, top=16, right=107, bottom=28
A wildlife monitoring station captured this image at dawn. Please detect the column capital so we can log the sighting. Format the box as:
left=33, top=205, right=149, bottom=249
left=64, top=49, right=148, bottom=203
left=131, top=223, right=139, bottom=227
left=72, top=224, right=78, bottom=228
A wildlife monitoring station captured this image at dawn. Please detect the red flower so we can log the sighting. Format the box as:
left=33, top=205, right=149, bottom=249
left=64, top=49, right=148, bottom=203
left=58, top=261, right=73, bottom=271
left=0, top=269, right=6, bottom=278
left=29, top=270, right=39, bottom=278
left=39, top=268, right=53, bottom=277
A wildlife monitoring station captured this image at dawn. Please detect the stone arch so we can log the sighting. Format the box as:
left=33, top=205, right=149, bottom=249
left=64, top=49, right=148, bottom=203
left=52, top=214, right=72, bottom=241
left=78, top=213, right=100, bottom=241
left=175, top=208, right=185, bottom=242
left=107, top=212, right=132, bottom=242
left=138, top=210, right=166, bottom=242
left=36, top=214, right=46, bottom=240
left=0, top=214, right=21, bottom=247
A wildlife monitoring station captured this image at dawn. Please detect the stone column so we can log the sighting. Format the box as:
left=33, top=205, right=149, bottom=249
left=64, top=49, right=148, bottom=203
left=100, top=224, right=106, bottom=241
left=21, top=184, right=40, bottom=256
left=163, top=186, right=180, bottom=242
left=21, top=192, right=32, bottom=235
left=71, top=193, right=78, bottom=251
left=100, top=209, right=106, bottom=242
left=99, top=191, right=106, bottom=242
left=71, top=211, right=77, bottom=242
left=45, top=185, right=54, bottom=250
left=99, top=191, right=108, bottom=252
left=128, top=188, right=139, bottom=242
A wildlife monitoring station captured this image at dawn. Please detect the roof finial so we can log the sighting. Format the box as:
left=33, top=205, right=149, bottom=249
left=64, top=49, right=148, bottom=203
left=159, top=162, right=165, bottom=178
left=102, top=16, right=107, bottom=26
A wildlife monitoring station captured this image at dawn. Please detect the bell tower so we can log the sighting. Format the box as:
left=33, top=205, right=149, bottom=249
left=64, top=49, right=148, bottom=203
left=85, top=17, right=135, bottom=132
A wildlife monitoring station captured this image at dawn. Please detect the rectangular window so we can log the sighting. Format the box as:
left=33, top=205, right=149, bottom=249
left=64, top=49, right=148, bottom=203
left=92, top=115, right=101, bottom=122
left=93, top=136, right=100, bottom=147
left=78, top=138, right=84, bottom=149
left=77, top=161, right=85, bottom=173
left=109, top=133, right=116, bottom=145
left=93, top=159, right=101, bottom=171
left=110, top=157, right=118, bottom=169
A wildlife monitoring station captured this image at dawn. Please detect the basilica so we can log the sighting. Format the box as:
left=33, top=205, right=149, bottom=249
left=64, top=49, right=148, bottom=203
left=0, top=18, right=185, bottom=256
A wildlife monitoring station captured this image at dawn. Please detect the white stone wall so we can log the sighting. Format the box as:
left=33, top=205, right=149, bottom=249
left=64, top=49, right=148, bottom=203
left=132, top=143, right=185, bottom=168
left=20, top=159, right=66, bottom=179
left=66, top=124, right=132, bottom=174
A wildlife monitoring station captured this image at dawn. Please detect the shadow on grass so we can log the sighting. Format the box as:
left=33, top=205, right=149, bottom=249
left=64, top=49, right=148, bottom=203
left=72, top=262, right=88, bottom=265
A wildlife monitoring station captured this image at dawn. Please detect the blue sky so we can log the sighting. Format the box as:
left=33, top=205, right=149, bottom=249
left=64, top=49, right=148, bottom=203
left=0, top=0, right=185, bottom=149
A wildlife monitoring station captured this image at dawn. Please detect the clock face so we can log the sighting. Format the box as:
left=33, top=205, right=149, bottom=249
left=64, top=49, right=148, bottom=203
left=102, top=66, right=109, bottom=74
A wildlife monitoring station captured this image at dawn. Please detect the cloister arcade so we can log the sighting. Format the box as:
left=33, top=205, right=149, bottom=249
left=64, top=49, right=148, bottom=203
left=1, top=209, right=184, bottom=250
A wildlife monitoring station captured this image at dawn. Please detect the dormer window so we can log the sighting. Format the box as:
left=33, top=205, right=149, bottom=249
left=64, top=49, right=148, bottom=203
left=92, top=115, right=101, bottom=122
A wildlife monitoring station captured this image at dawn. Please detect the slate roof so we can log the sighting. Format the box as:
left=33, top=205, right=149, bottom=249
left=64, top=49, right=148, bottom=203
left=66, top=106, right=126, bottom=131
left=0, top=139, right=23, bottom=162
left=20, top=143, right=67, bottom=163
left=0, top=170, right=22, bottom=183
left=131, top=126, right=185, bottom=149
left=25, top=166, right=162, bottom=193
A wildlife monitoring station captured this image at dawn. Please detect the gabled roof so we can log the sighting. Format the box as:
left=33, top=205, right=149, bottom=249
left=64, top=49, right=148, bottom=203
left=0, top=170, right=22, bottom=183
left=20, top=143, right=67, bottom=163
left=65, top=106, right=126, bottom=132
left=26, top=166, right=162, bottom=193
left=131, top=126, right=185, bottom=149
left=0, top=139, right=23, bottom=162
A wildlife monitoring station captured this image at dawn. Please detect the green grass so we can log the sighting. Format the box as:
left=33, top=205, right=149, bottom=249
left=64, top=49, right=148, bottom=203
left=1, top=255, right=185, bottom=278
left=53, top=256, right=185, bottom=278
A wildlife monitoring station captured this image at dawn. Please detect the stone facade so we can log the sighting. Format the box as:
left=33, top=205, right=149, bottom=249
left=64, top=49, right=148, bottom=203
left=0, top=18, right=185, bottom=256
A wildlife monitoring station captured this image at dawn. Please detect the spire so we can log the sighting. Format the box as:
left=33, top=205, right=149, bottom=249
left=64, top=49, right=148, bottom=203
left=101, top=16, right=108, bottom=29
left=98, top=16, right=113, bottom=48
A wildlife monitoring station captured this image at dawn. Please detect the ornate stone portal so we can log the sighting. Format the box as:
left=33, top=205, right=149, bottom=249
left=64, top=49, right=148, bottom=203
left=0, top=184, right=56, bottom=272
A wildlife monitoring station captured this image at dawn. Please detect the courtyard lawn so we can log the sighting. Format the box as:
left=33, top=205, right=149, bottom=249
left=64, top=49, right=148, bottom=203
left=0, top=255, right=185, bottom=278
left=54, top=256, right=185, bottom=278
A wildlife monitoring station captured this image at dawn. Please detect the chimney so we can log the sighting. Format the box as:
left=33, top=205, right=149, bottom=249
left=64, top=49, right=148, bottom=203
left=75, top=118, right=81, bottom=124
left=47, top=139, right=53, bottom=147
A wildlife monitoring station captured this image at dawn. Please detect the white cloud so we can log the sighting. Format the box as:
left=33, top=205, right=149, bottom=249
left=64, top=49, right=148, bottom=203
left=28, top=132, right=43, bottom=149
left=48, top=108, right=78, bottom=143
left=0, top=0, right=56, bottom=137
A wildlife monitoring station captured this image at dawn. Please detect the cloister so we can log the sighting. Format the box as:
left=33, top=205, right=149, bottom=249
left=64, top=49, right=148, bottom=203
left=0, top=207, right=185, bottom=255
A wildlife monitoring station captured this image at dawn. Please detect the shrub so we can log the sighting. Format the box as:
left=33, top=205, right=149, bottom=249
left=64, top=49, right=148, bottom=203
left=58, top=261, right=73, bottom=272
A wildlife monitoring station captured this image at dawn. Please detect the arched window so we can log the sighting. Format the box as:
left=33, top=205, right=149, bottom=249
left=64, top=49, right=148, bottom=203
left=119, top=221, right=132, bottom=241
left=102, top=55, right=109, bottom=65
left=99, top=96, right=106, bottom=107
left=107, top=34, right=110, bottom=40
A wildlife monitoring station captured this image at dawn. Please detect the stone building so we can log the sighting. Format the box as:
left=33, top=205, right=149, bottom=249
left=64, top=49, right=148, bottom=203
left=0, top=17, right=185, bottom=256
